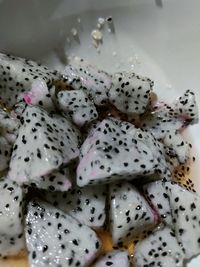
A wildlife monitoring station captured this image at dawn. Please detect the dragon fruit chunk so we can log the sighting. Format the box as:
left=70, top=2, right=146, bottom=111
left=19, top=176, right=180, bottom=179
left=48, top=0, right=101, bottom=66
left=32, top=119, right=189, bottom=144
left=24, top=79, right=56, bottom=112
left=142, top=103, right=183, bottom=140
left=0, top=178, right=25, bottom=257
left=142, top=90, right=198, bottom=140
left=109, top=71, right=153, bottom=115
left=109, top=182, right=158, bottom=246
left=28, top=166, right=73, bottom=192
left=0, top=52, right=59, bottom=108
left=134, top=225, right=185, bottom=267
left=77, top=118, right=169, bottom=187
left=135, top=128, right=171, bottom=179
left=165, top=181, right=200, bottom=259
left=0, top=136, right=12, bottom=172
left=142, top=109, right=191, bottom=171
left=62, top=59, right=112, bottom=105
left=77, top=118, right=158, bottom=186
left=8, top=106, right=81, bottom=185
left=56, top=89, right=98, bottom=127
left=42, top=184, right=106, bottom=228
left=163, top=131, right=190, bottom=168
left=173, top=89, right=198, bottom=124
left=25, top=199, right=101, bottom=267
left=141, top=93, right=196, bottom=176
left=93, top=250, right=130, bottom=267
left=143, top=181, right=172, bottom=226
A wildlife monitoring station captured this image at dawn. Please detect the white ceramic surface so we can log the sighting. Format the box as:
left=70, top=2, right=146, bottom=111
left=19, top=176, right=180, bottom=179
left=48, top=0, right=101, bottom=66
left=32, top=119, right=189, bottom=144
left=0, top=0, right=200, bottom=266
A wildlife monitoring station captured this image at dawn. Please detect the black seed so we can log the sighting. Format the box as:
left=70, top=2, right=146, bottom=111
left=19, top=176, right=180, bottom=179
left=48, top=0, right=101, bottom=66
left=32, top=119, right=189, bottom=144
left=57, top=223, right=62, bottom=229
left=95, top=241, right=100, bottom=249
left=162, top=252, right=167, bottom=256
left=179, top=228, right=184, bottom=235
left=127, top=217, right=131, bottom=223
left=68, top=258, right=73, bottom=265
left=90, top=207, right=95, bottom=214
left=191, top=202, right=196, bottom=211
left=27, top=229, right=32, bottom=235
left=55, top=212, right=60, bottom=218
left=157, top=204, right=163, bottom=209
left=73, top=239, right=79, bottom=246
left=174, top=197, right=179, bottom=202
left=42, top=245, right=48, bottom=252
left=37, top=149, right=42, bottom=159
left=32, top=251, right=36, bottom=259
left=106, top=261, right=113, bottom=266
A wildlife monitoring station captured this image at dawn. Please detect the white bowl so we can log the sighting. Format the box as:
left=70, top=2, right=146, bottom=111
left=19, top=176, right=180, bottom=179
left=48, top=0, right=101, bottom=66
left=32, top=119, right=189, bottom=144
left=0, top=0, right=200, bottom=266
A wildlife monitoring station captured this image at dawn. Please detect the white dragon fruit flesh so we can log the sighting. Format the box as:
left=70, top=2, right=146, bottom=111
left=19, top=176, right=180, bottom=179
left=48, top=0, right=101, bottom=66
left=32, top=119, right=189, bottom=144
left=134, top=128, right=171, bottom=179
left=142, top=103, right=183, bottom=140
left=81, top=119, right=102, bottom=141
left=0, top=178, right=25, bottom=257
left=165, top=181, right=200, bottom=259
left=62, top=59, right=112, bottom=106
left=141, top=91, right=197, bottom=172
left=173, top=89, right=198, bottom=124
left=56, top=89, right=98, bottom=127
left=142, top=89, right=198, bottom=140
left=0, top=52, right=59, bottom=108
left=25, top=199, right=101, bottom=267
left=109, top=182, right=158, bottom=246
left=163, top=131, right=190, bottom=168
left=8, top=105, right=81, bottom=185
left=77, top=117, right=170, bottom=187
left=42, top=184, right=106, bottom=229
left=28, top=166, right=73, bottom=192
left=24, top=79, right=56, bottom=112
left=93, top=250, right=130, bottom=267
left=143, top=181, right=172, bottom=226
left=0, top=136, right=12, bottom=172
left=134, top=225, right=185, bottom=267
left=109, top=71, right=153, bottom=115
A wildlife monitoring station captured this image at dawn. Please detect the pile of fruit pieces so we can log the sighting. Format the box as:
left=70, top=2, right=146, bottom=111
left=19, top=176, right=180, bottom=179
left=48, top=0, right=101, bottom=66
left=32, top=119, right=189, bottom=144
left=0, top=52, right=199, bottom=267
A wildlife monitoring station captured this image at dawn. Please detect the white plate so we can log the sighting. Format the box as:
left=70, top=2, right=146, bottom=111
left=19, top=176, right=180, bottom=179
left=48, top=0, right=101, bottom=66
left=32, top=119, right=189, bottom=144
left=0, top=0, right=200, bottom=266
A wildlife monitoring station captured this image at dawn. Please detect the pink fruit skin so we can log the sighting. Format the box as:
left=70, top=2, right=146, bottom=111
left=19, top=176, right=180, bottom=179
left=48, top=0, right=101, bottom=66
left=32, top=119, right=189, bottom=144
left=24, top=92, right=33, bottom=105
